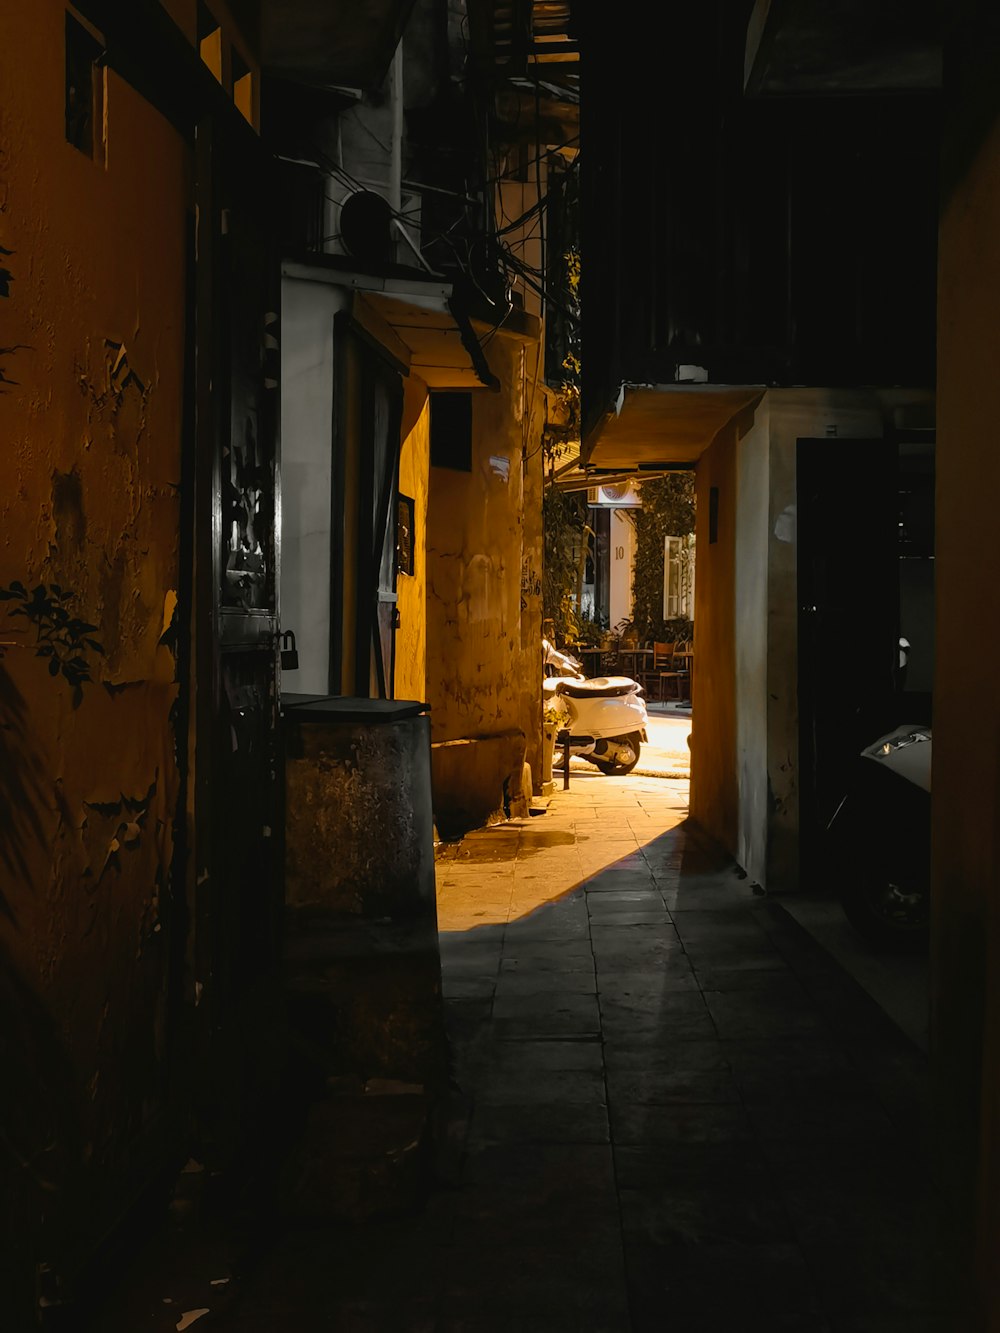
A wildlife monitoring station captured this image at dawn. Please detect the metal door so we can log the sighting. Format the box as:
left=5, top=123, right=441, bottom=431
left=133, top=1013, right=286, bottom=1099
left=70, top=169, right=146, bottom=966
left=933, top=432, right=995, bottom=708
left=194, top=111, right=281, bottom=1159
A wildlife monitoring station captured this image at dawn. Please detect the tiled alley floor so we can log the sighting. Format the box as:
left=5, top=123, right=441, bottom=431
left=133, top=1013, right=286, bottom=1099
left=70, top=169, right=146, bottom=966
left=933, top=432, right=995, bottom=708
left=96, top=771, right=959, bottom=1332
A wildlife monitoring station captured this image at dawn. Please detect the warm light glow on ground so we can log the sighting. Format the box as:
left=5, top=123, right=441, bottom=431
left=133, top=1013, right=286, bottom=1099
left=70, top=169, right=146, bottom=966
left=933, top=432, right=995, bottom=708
left=436, top=771, right=689, bottom=933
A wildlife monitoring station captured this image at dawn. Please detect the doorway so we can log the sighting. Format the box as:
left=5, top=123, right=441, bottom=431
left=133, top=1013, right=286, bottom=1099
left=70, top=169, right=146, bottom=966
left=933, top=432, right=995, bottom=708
left=796, top=439, right=900, bottom=881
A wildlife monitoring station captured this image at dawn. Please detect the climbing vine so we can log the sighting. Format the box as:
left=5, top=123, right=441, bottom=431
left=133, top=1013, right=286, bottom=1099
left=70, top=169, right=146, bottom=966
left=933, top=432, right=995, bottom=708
left=630, top=473, right=696, bottom=642
left=0, top=582, right=104, bottom=704
left=541, top=238, right=589, bottom=644
left=542, top=487, right=589, bottom=642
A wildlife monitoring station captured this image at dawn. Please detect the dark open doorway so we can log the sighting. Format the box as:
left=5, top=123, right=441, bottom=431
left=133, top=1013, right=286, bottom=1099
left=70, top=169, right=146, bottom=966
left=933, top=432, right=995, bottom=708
left=796, top=439, right=901, bottom=883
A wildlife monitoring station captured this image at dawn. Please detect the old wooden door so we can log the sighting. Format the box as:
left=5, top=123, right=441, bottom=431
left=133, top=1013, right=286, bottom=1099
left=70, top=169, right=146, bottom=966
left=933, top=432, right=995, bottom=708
left=332, top=319, right=403, bottom=699
left=367, top=350, right=404, bottom=698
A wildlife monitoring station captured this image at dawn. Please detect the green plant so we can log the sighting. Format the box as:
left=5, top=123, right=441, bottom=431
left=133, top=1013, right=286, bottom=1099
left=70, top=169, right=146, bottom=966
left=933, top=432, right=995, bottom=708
left=630, top=474, right=696, bottom=641
left=543, top=699, right=565, bottom=728
left=541, top=234, right=591, bottom=643
left=574, top=614, right=605, bottom=647
left=542, top=487, right=589, bottom=642
left=0, top=581, right=104, bottom=701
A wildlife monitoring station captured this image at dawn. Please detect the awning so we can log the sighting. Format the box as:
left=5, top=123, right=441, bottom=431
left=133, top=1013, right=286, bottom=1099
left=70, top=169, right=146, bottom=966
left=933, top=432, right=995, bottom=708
left=583, top=384, right=764, bottom=470
left=281, top=259, right=499, bottom=390
left=260, top=0, right=417, bottom=91
left=362, top=291, right=500, bottom=391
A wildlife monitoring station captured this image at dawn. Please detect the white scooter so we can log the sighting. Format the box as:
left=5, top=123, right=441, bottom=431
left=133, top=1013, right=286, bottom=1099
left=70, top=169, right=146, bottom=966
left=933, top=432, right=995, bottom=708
left=543, top=640, right=649, bottom=775
left=827, top=723, right=931, bottom=951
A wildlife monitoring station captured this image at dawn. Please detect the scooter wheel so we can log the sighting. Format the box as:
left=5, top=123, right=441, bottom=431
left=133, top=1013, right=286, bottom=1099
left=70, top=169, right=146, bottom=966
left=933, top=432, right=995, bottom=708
left=592, top=732, right=642, bottom=776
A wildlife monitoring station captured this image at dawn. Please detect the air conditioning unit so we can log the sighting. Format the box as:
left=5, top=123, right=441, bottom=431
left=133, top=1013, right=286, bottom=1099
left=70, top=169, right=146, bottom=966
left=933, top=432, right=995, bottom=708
left=323, top=175, right=423, bottom=266
left=587, top=482, right=642, bottom=508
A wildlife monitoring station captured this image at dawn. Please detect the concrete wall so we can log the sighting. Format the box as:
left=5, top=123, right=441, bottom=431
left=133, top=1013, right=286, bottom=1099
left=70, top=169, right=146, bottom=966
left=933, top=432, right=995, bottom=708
left=692, top=386, right=938, bottom=889
left=0, top=3, right=188, bottom=1297
left=734, top=402, right=770, bottom=885
left=763, top=387, right=934, bottom=891
left=689, top=426, right=738, bottom=853
left=426, top=334, right=545, bottom=832
left=932, top=64, right=1000, bottom=1321
left=280, top=276, right=348, bottom=694
left=609, top=508, right=636, bottom=629
left=395, top=379, right=430, bottom=703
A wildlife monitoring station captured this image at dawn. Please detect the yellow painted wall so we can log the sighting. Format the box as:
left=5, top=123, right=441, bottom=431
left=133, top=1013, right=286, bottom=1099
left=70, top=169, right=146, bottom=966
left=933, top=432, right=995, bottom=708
left=689, top=427, right=738, bottom=852
left=395, top=377, right=429, bottom=703
left=425, top=334, right=545, bottom=828
left=0, top=3, right=188, bottom=1293
left=933, top=73, right=1000, bottom=1325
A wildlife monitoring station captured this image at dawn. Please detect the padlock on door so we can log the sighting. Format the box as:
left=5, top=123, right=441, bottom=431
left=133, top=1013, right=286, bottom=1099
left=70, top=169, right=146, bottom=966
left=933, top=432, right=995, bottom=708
left=280, top=629, right=299, bottom=671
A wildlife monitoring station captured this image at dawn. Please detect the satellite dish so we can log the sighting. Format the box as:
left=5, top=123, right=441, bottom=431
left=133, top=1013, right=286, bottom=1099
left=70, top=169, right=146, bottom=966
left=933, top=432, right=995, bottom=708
left=340, top=189, right=393, bottom=265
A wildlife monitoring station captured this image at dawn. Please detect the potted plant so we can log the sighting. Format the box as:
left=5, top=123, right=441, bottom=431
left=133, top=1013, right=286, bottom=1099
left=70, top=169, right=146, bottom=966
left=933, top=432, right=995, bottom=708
left=542, top=698, right=565, bottom=785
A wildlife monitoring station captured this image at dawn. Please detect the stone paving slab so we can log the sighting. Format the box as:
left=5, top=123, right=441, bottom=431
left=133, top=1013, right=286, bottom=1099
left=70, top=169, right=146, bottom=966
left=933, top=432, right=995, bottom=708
left=432, top=772, right=957, bottom=1331
left=92, top=768, right=962, bottom=1331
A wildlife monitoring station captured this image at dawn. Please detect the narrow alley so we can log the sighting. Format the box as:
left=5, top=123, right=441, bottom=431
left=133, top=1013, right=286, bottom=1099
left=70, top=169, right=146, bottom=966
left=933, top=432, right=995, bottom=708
left=8, top=4, right=1000, bottom=1327
left=96, top=763, right=951, bottom=1333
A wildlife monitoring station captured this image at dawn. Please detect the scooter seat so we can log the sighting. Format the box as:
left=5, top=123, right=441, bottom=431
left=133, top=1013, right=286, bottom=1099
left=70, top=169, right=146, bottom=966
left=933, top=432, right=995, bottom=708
left=554, top=675, right=638, bottom=699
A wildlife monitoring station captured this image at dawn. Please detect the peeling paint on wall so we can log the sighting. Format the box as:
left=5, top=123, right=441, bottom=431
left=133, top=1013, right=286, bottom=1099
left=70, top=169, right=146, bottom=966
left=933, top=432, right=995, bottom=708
left=425, top=335, right=545, bottom=822
left=0, top=2, right=188, bottom=1296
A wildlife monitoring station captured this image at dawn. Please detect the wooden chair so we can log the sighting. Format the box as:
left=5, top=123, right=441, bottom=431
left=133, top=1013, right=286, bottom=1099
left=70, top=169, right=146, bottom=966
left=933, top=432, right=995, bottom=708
left=638, top=641, right=674, bottom=700
left=655, top=640, right=687, bottom=701
left=638, top=641, right=669, bottom=697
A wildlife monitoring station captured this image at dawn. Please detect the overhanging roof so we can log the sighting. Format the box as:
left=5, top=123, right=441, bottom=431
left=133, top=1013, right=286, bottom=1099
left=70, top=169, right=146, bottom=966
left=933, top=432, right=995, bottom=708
left=583, top=384, right=764, bottom=470
left=281, top=259, right=500, bottom=389
left=364, top=291, right=499, bottom=390
left=261, top=0, right=417, bottom=90
left=744, top=0, right=941, bottom=96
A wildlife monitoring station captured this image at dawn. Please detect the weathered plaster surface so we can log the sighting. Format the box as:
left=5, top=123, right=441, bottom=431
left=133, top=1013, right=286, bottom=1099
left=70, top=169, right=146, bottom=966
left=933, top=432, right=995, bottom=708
left=282, top=710, right=446, bottom=1201
left=425, top=335, right=545, bottom=829
left=1, top=4, right=187, bottom=1287
left=689, top=426, right=738, bottom=853
left=284, top=714, right=436, bottom=918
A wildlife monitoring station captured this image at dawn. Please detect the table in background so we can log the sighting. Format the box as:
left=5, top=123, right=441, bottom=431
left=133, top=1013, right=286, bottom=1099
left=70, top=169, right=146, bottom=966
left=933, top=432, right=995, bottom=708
left=577, top=647, right=607, bottom=678
left=618, top=648, right=653, bottom=680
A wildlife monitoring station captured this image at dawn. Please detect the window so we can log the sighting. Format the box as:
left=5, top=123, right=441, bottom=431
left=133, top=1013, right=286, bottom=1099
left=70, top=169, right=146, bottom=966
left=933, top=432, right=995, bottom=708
left=664, top=533, right=696, bottom=620
left=65, top=11, right=105, bottom=159
left=430, top=392, right=473, bottom=471
left=664, top=536, right=682, bottom=619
